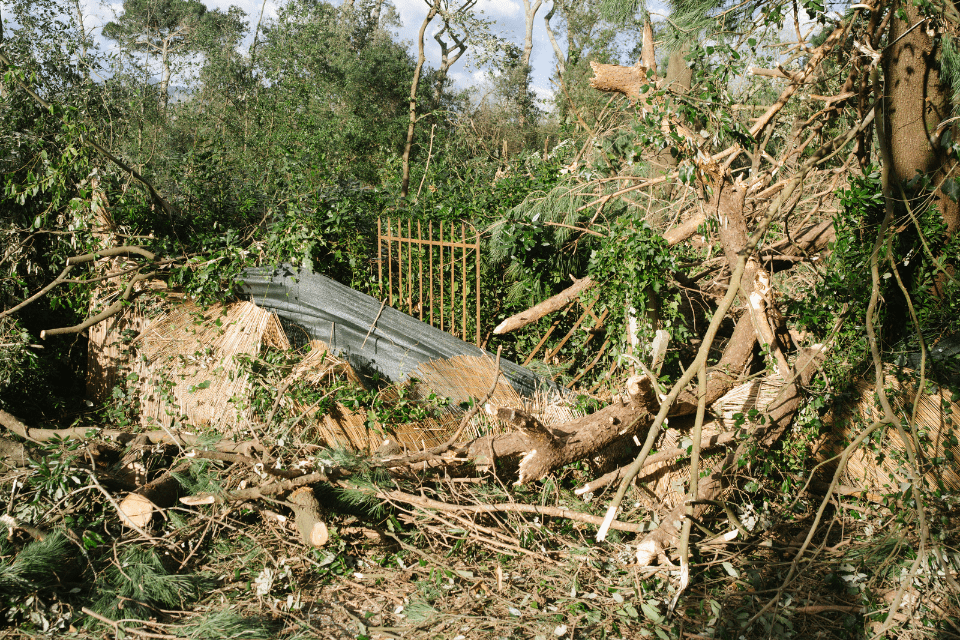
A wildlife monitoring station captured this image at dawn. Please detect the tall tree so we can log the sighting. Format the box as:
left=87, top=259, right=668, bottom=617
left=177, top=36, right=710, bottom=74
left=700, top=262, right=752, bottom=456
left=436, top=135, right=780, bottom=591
left=103, top=0, right=226, bottom=116
left=521, top=0, right=544, bottom=67
left=401, top=0, right=499, bottom=198
left=255, top=0, right=420, bottom=185
left=882, top=0, right=959, bottom=237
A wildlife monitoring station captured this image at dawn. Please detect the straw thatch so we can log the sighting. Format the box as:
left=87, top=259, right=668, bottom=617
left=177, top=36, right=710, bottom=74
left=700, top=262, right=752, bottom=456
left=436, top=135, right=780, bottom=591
left=85, top=178, right=134, bottom=405
left=289, top=351, right=582, bottom=453
left=134, top=301, right=289, bottom=432
left=814, top=370, right=960, bottom=494
left=84, top=176, right=171, bottom=404
left=86, top=306, right=150, bottom=405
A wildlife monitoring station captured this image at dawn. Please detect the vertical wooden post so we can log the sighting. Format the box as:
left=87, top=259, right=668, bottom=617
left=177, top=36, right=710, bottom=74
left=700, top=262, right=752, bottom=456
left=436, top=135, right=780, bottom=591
left=449, top=225, right=455, bottom=337
left=397, top=219, right=404, bottom=312
left=407, top=219, right=413, bottom=314
left=418, top=220, right=424, bottom=321
left=439, top=220, right=444, bottom=332
left=429, top=221, right=434, bottom=326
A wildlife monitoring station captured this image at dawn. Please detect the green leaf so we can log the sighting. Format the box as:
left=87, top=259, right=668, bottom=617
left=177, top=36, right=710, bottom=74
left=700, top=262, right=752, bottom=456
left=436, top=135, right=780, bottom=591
left=640, top=601, right=663, bottom=623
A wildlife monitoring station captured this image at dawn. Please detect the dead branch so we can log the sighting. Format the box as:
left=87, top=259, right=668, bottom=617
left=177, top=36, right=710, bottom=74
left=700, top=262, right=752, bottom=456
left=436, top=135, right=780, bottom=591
left=0, top=408, right=260, bottom=454
left=66, top=246, right=157, bottom=265
left=41, top=270, right=157, bottom=339
left=0, top=264, right=76, bottom=320
left=493, top=276, right=595, bottom=335
left=377, top=488, right=649, bottom=533
left=180, top=470, right=344, bottom=505
left=188, top=450, right=302, bottom=479
left=637, top=346, right=825, bottom=564
left=749, top=9, right=864, bottom=137
left=0, top=435, right=31, bottom=468
left=576, top=429, right=739, bottom=495
left=747, top=66, right=798, bottom=80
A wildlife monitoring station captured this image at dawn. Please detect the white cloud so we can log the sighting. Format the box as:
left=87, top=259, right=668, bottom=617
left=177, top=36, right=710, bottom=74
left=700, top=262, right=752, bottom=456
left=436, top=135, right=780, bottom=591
left=476, top=0, right=520, bottom=18
left=391, top=0, right=426, bottom=29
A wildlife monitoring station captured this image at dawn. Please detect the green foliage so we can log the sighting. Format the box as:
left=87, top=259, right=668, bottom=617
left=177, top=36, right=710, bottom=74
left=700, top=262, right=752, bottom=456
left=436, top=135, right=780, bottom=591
left=0, top=318, right=38, bottom=400
left=487, top=167, right=586, bottom=307
left=588, top=211, right=689, bottom=355
left=0, top=532, right=75, bottom=597
left=943, top=35, right=960, bottom=114
left=787, top=170, right=883, bottom=349
left=252, top=0, right=431, bottom=185
left=90, top=546, right=209, bottom=622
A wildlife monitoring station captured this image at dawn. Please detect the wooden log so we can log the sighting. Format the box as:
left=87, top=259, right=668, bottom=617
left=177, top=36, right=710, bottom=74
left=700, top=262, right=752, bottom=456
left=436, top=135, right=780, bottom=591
left=288, top=487, right=329, bottom=547
left=118, top=461, right=190, bottom=529
left=493, top=276, right=596, bottom=335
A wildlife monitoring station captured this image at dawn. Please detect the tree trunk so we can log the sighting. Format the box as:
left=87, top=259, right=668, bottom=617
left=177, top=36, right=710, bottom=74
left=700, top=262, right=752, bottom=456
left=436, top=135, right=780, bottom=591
left=543, top=1, right=565, bottom=76
left=652, top=43, right=693, bottom=198
left=883, top=0, right=959, bottom=235
left=401, top=1, right=438, bottom=199
left=160, top=35, right=172, bottom=118
left=521, top=0, right=543, bottom=67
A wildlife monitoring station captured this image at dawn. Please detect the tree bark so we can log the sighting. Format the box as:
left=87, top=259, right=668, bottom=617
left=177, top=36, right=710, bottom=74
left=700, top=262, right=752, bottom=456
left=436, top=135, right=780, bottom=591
left=543, top=1, right=565, bottom=76
left=652, top=43, right=693, bottom=198
left=588, top=61, right=652, bottom=104
left=883, top=0, right=959, bottom=236
left=461, top=392, right=655, bottom=484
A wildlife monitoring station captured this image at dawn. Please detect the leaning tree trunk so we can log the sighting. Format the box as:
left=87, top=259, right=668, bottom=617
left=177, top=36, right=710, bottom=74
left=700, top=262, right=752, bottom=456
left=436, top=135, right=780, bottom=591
left=883, top=0, right=959, bottom=236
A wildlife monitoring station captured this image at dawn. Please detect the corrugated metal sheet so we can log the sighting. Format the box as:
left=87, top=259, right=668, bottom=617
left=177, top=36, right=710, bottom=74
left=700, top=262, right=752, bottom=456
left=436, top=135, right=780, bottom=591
left=240, top=265, right=561, bottom=399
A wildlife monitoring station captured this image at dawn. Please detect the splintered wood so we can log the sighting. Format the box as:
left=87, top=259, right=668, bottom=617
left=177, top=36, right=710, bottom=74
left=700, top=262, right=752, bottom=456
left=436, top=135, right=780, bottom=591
left=621, top=373, right=792, bottom=515
left=135, top=301, right=290, bottom=432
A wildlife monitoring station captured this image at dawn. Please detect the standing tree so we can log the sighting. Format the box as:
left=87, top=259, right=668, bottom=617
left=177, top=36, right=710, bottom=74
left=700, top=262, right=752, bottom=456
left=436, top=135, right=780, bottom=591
left=401, top=0, right=500, bottom=198
left=103, top=0, right=227, bottom=117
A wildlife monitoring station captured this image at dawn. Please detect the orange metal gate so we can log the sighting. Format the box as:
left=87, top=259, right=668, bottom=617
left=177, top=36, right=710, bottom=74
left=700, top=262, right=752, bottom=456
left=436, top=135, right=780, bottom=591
left=377, top=217, right=481, bottom=346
